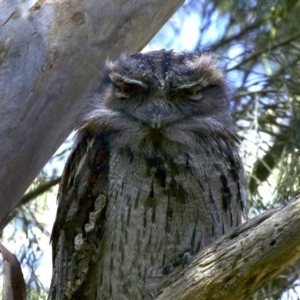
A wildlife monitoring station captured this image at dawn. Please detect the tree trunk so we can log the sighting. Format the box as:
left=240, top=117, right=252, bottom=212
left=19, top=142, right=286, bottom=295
left=0, top=0, right=184, bottom=226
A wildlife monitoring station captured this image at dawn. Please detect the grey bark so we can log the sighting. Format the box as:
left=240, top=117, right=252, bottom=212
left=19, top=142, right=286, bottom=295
left=155, top=194, right=300, bottom=300
left=0, top=0, right=184, bottom=225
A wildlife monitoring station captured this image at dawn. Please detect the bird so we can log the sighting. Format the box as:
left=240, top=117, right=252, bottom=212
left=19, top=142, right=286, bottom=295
left=49, top=49, right=247, bottom=300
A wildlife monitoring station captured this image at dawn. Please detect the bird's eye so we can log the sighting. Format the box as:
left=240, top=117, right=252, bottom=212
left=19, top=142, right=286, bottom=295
left=184, top=88, right=201, bottom=96
left=118, top=84, right=134, bottom=94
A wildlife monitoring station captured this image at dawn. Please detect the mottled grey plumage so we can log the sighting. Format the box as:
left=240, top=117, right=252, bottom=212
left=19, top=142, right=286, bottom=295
left=49, top=50, right=246, bottom=300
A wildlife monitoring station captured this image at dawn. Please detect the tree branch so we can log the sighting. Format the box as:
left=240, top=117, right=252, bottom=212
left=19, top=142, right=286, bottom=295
left=18, top=177, right=61, bottom=207
left=227, top=32, right=300, bottom=72
left=248, top=130, right=289, bottom=195
left=155, top=194, right=300, bottom=299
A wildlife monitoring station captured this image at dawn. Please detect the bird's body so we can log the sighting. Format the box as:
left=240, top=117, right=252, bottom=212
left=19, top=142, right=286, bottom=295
left=49, top=50, right=246, bottom=300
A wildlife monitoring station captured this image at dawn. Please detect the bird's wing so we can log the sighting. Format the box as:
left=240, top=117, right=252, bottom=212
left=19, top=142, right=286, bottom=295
left=50, top=131, right=111, bottom=299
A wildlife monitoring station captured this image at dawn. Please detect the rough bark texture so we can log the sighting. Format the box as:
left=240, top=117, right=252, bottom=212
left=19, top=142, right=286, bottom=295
left=155, top=194, right=300, bottom=300
left=0, top=0, right=184, bottom=226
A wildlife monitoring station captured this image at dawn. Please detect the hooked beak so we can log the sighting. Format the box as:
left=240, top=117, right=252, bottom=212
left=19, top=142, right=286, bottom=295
left=143, top=103, right=173, bottom=129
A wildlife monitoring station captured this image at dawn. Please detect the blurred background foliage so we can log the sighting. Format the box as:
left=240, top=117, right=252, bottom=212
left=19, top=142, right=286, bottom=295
left=1, top=0, right=300, bottom=298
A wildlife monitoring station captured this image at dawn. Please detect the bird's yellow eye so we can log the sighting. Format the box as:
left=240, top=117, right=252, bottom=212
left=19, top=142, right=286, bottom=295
left=118, top=84, right=134, bottom=94
left=184, top=88, right=201, bottom=96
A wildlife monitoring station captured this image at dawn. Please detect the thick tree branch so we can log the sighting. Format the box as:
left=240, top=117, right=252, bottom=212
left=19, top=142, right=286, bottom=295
left=155, top=194, right=300, bottom=300
left=0, top=0, right=184, bottom=226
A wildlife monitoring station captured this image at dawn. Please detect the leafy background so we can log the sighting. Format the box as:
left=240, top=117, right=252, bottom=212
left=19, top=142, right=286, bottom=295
left=1, top=0, right=300, bottom=298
